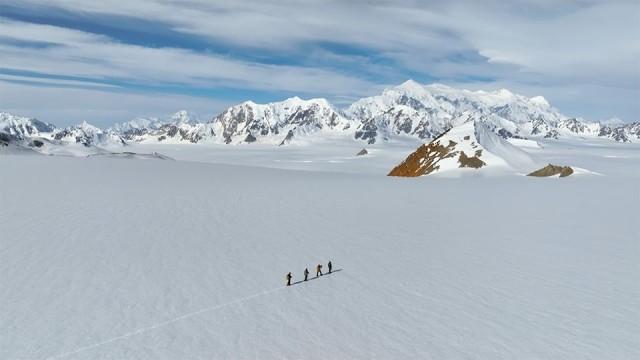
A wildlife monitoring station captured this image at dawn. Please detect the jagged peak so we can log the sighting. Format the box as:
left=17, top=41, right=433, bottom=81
left=72, top=121, right=102, bottom=133
left=495, top=88, right=515, bottom=98
left=278, top=96, right=332, bottom=107
left=239, top=100, right=258, bottom=107
left=236, top=97, right=331, bottom=108
left=169, top=110, right=194, bottom=124
left=285, top=95, right=302, bottom=102
left=388, top=79, right=428, bottom=94
left=529, top=96, right=550, bottom=107
left=397, top=79, right=423, bottom=89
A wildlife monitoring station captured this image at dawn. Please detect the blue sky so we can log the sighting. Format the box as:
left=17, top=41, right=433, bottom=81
left=0, top=0, right=638, bottom=127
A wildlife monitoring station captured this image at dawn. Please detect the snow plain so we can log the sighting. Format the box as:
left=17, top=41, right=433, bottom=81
left=1, top=139, right=639, bottom=359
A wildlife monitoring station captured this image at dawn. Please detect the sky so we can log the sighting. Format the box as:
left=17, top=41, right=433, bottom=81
left=0, top=0, right=638, bottom=127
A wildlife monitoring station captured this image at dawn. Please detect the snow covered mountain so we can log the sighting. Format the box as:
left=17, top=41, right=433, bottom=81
left=0, top=112, right=56, bottom=141
left=212, top=97, right=352, bottom=144
left=109, top=111, right=210, bottom=144
left=2, top=81, right=638, bottom=151
left=108, top=99, right=352, bottom=145
left=349, top=80, right=584, bottom=144
left=597, top=121, right=640, bottom=143
left=388, top=120, right=541, bottom=177
left=53, top=121, right=125, bottom=146
left=0, top=112, right=124, bottom=156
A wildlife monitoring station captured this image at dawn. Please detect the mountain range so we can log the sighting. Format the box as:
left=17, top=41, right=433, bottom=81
left=2, top=81, right=639, bottom=153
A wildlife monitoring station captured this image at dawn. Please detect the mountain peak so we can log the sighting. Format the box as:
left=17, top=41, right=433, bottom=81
left=76, top=121, right=101, bottom=132
left=394, top=79, right=427, bottom=93
left=529, top=96, right=550, bottom=107
left=495, top=88, right=515, bottom=98
left=170, top=110, right=193, bottom=124
left=398, top=79, right=422, bottom=88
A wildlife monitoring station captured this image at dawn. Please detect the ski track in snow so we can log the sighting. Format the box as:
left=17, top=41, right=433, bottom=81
left=44, top=286, right=288, bottom=360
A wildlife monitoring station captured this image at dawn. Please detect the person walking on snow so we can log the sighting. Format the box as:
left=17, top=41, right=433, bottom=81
left=316, top=264, right=323, bottom=277
left=286, top=272, right=292, bottom=286
left=304, top=268, right=309, bottom=281
left=328, top=261, right=332, bottom=274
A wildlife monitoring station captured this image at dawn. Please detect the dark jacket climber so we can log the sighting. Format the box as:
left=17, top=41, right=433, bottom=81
left=304, top=268, right=309, bottom=281
left=316, top=264, right=323, bottom=277
left=328, top=261, right=332, bottom=274
left=286, top=272, right=292, bottom=286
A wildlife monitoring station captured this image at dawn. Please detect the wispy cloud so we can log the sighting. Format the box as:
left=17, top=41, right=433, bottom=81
left=0, top=0, right=638, bottom=124
left=0, top=19, right=378, bottom=95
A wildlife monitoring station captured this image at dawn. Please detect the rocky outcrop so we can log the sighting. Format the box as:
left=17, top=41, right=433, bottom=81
left=388, top=121, right=540, bottom=177
left=388, top=138, right=457, bottom=177
left=527, top=164, right=574, bottom=177
left=458, top=150, right=486, bottom=169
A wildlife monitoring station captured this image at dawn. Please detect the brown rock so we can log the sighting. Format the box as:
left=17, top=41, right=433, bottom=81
left=527, top=164, right=574, bottom=177
left=388, top=139, right=457, bottom=177
left=458, top=150, right=486, bottom=169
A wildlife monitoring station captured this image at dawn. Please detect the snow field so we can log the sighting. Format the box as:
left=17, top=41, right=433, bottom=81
left=1, top=154, right=638, bottom=359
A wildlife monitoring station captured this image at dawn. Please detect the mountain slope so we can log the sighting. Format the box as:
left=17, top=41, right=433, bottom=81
left=388, top=120, right=540, bottom=177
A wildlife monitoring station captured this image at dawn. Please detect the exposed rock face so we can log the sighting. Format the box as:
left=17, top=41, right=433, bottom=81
left=30, top=140, right=44, bottom=148
left=279, top=130, right=295, bottom=146
left=458, top=150, right=486, bottom=169
left=527, top=164, right=574, bottom=177
left=558, top=118, right=587, bottom=133
left=606, top=122, right=640, bottom=143
left=356, top=148, right=368, bottom=156
left=388, top=138, right=457, bottom=177
left=544, top=130, right=560, bottom=139
left=0, top=132, right=13, bottom=146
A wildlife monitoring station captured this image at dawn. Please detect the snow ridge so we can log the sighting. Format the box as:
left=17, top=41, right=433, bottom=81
left=388, top=120, right=541, bottom=177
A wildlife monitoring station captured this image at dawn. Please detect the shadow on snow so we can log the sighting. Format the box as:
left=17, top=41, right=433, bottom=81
left=291, top=269, right=343, bottom=286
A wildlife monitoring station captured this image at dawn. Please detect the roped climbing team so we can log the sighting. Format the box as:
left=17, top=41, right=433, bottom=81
left=286, top=261, right=333, bottom=286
